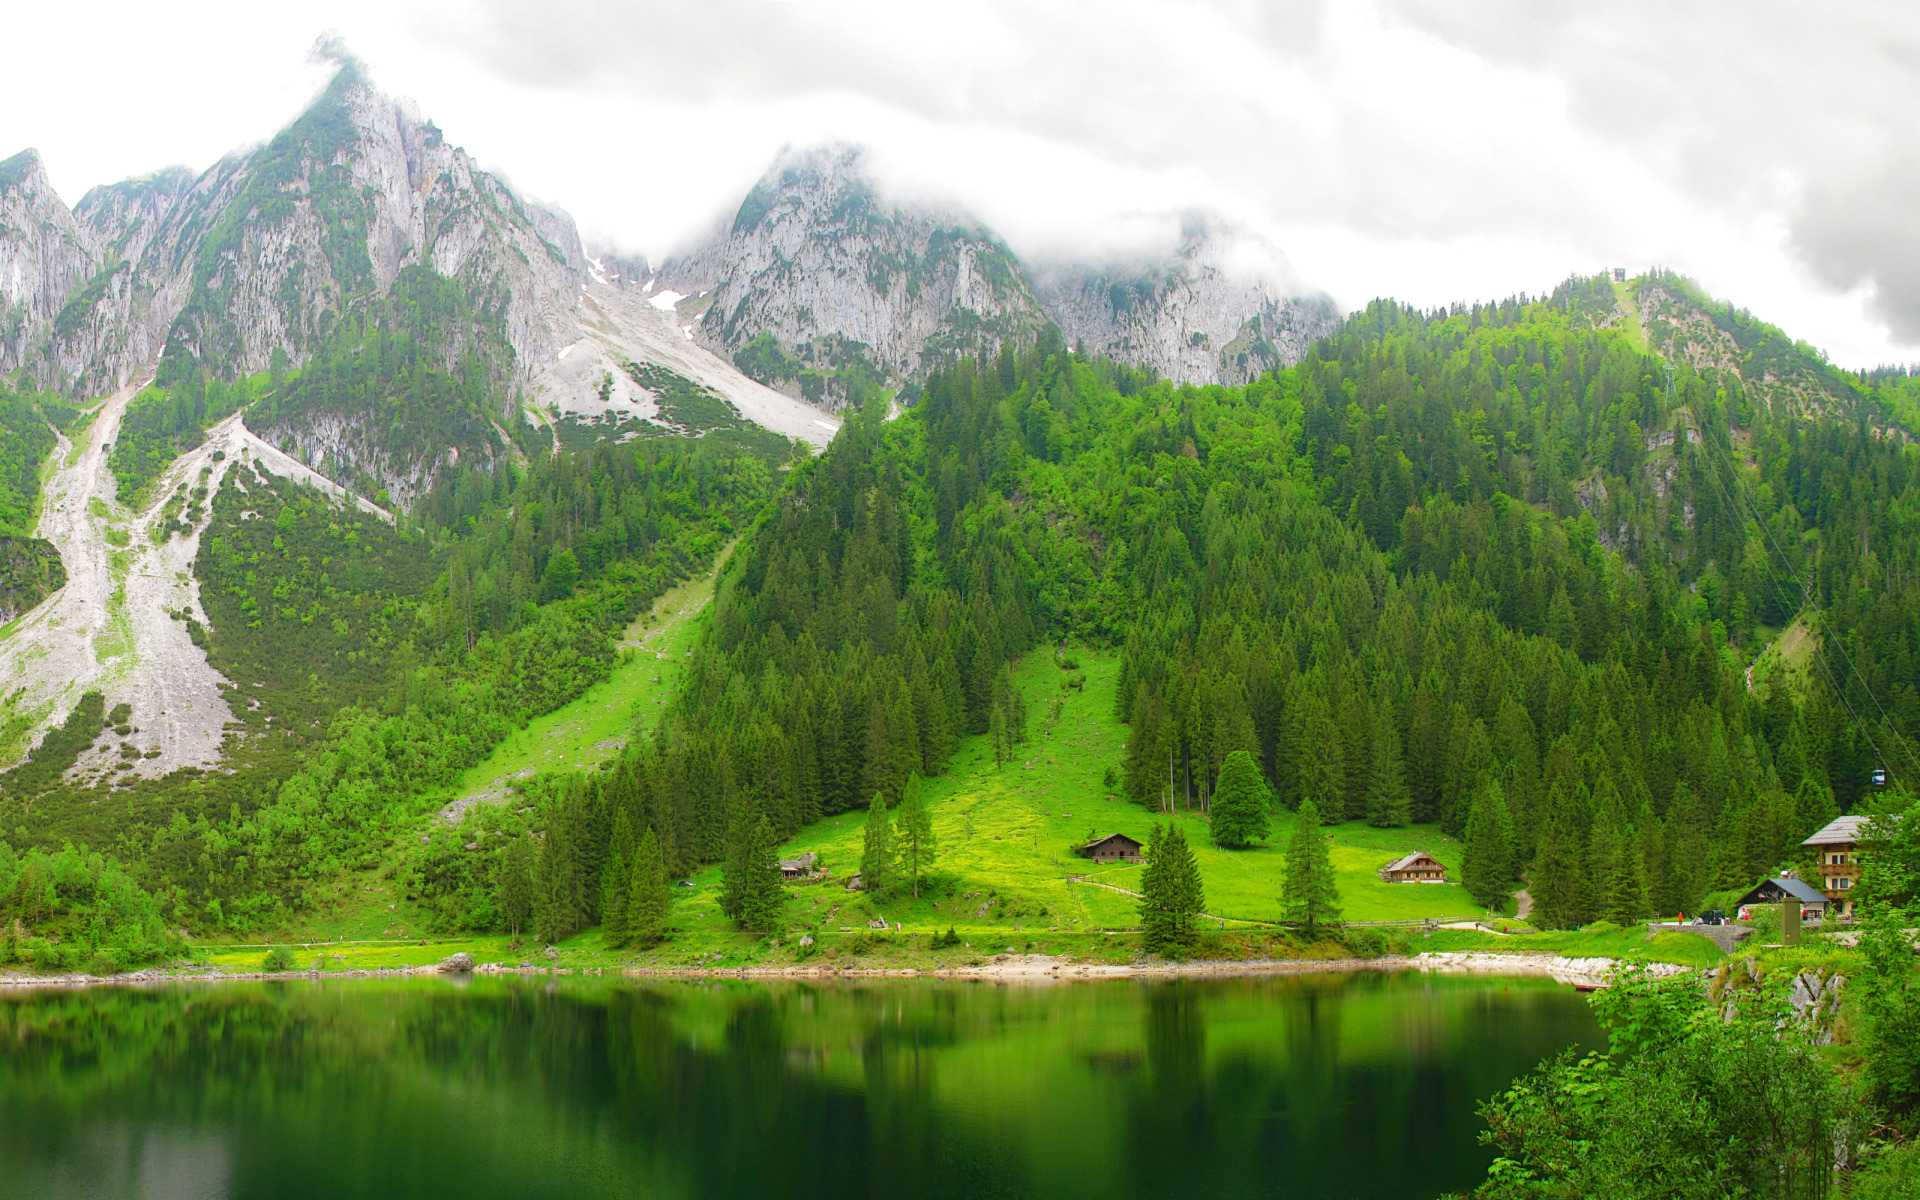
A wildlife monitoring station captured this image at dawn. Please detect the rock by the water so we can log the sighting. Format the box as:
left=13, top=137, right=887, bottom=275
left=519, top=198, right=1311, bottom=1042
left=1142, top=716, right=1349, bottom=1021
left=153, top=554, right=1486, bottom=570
left=439, top=952, right=475, bottom=973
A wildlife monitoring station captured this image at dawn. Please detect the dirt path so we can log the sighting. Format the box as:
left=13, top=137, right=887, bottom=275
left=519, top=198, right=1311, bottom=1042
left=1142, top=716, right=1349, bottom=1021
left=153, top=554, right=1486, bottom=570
left=0, top=383, right=393, bottom=778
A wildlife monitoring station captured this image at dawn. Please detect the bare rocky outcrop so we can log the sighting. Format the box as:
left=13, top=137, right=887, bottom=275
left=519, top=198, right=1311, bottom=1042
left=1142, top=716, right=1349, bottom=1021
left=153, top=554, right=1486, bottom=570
left=658, top=144, right=1340, bottom=403
left=1029, top=215, right=1340, bottom=386
left=659, top=143, right=1049, bottom=408
left=0, top=149, right=101, bottom=381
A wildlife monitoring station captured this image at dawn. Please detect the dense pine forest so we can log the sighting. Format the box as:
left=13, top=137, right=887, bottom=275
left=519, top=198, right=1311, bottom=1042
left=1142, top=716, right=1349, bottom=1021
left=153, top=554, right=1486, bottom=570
left=438, top=275, right=1920, bottom=945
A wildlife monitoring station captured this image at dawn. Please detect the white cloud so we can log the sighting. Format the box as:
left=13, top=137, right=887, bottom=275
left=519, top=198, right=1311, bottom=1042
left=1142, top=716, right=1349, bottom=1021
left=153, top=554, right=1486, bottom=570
left=1, top=0, right=1913, bottom=367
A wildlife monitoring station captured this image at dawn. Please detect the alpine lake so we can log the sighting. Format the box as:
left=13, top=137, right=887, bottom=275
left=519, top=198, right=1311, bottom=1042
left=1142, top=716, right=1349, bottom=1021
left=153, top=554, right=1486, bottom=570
left=0, top=970, right=1599, bottom=1200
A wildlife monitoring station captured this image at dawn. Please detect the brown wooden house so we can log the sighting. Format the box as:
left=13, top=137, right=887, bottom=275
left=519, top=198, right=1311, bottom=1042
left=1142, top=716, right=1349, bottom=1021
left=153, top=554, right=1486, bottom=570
left=1379, top=852, right=1446, bottom=883
left=778, top=852, right=818, bottom=880
left=1801, top=815, right=1867, bottom=918
left=1077, top=833, right=1144, bottom=863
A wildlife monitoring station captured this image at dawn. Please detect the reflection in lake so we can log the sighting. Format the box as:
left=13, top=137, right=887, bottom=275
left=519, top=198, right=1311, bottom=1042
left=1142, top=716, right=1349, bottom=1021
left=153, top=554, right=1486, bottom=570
left=0, top=970, right=1599, bottom=1200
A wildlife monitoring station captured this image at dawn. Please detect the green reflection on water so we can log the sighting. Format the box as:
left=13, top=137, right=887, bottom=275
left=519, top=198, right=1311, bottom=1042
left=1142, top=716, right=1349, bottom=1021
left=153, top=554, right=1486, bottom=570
left=0, top=971, right=1598, bottom=1200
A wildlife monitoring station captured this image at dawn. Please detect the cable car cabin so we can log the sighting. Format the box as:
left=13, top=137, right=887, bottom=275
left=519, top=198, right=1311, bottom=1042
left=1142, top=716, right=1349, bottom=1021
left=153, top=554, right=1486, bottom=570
left=1378, top=852, right=1447, bottom=883
left=1872, top=767, right=1889, bottom=788
left=1077, top=833, right=1144, bottom=864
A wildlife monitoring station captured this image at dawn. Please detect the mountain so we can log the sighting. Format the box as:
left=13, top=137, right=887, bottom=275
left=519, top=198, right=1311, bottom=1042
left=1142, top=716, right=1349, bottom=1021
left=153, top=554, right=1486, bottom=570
left=658, top=144, right=1339, bottom=406
left=1028, top=214, right=1340, bottom=386
left=0, top=63, right=840, bottom=789
left=0, top=149, right=100, bottom=383
left=657, top=143, right=1049, bottom=407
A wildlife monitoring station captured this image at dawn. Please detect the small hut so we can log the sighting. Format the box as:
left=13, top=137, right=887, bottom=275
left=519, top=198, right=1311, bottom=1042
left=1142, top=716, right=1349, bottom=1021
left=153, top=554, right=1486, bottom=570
left=1379, top=852, right=1447, bottom=883
left=1734, top=877, right=1829, bottom=921
left=1077, top=833, right=1144, bottom=863
left=778, top=852, right=818, bottom=880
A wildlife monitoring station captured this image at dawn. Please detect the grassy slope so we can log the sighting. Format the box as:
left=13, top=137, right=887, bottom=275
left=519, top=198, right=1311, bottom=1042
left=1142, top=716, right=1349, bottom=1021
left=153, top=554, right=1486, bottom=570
left=441, top=545, right=730, bottom=803
left=253, top=548, right=733, bottom=947
left=218, top=638, right=1718, bottom=975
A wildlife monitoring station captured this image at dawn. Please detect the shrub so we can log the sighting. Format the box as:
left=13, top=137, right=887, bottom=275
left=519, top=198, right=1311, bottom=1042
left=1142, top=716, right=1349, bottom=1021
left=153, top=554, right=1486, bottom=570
left=261, top=946, right=296, bottom=971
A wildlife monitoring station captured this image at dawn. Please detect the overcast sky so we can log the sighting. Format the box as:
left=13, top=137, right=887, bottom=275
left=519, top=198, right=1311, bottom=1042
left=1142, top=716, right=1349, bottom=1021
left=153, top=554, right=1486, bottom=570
left=4, top=0, right=1915, bottom=368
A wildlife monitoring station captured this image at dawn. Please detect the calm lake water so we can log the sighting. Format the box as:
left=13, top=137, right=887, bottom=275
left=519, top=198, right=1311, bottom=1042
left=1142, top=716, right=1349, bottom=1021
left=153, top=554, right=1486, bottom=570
left=0, top=970, right=1598, bottom=1200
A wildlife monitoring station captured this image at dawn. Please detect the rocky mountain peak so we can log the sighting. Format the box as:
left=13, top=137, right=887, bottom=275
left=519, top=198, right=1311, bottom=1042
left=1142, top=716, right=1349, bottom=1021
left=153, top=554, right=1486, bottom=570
left=1028, top=211, right=1338, bottom=387
left=0, top=147, right=100, bottom=378
left=663, top=141, right=1046, bottom=408
left=663, top=142, right=1340, bottom=403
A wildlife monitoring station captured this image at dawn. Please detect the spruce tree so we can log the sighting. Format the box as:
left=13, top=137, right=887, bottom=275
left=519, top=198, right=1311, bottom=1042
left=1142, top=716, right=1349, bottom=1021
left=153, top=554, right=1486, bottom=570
left=1604, top=836, right=1650, bottom=926
left=1281, top=800, right=1343, bottom=937
left=1209, top=749, right=1271, bottom=848
left=498, top=836, right=534, bottom=941
left=1461, top=780, right=1515, bottom=909
left=1139, top=821, right=1204, bottom=955
left=859, top=791, right=893, bottom=896
left=600, top=849, right=631, bottom=947
left=626, top=828, right=670, bottom=947
left=1530, top=816, right=1587, bottom=930
left=734, top=814, right=785, bottom=933
left=893, top=777, right=937, bottom=898
left=1364, top=712, right=1412, bottom=828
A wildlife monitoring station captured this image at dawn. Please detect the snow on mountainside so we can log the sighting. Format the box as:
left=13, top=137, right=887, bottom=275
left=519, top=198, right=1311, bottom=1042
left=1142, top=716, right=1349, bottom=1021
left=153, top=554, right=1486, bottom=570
left=658, top=143, right=1340, bottom=406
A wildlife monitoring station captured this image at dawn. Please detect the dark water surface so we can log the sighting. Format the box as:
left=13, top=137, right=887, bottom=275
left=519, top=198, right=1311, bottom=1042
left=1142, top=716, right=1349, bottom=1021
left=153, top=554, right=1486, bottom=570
left=0, top=970, right=1598, bottom=1200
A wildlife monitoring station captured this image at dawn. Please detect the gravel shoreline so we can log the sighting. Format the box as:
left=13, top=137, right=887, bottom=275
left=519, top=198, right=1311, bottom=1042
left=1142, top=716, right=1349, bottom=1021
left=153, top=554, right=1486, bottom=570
left=0, top=950, right=1671, bottom=990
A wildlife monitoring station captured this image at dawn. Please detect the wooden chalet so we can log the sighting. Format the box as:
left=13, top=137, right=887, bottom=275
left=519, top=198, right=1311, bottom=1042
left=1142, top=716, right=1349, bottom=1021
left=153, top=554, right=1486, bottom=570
left=1734, top=877, right=1829, bottom=921
left=1077, top=833, right=1144, bottom=863
left=778, top=852, right=819, bottom=880
left=1801, top=815, right=1867, bottom=918
left=1378, top=852, right=1446, bottom=883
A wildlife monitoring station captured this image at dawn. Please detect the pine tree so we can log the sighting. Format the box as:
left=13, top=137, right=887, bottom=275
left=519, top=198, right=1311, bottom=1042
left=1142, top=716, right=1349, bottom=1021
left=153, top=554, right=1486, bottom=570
left=734, top=814, right=785, bottom=933
left=1461, top=779, right=1515, bottom=909
left=859, top=791, right=893, bottom=896
left=626, top=827, right=671, bottom=947
left=1209, top=749, right=1271, bottom=848
left=1604, top=834, right=1650, bottom=926
left=600, top=849, right=630, bottom=947
left=1364, top=710, right=1412, bottom=828
left=498, top=836, right=534, bottom=940
left=893, top=777, right=937, bottom=898
left=1530, top=815, right=1587, bottom=931
left=719, top=801, right=767, bottom=922
left=1139, top=821, right=1204, bottom=955
left=1281, top=800, right=1343, bottom=937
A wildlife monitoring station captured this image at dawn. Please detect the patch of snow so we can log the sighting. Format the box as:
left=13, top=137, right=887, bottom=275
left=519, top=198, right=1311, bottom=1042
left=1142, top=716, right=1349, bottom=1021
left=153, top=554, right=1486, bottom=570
left=813, top=419, right=838, bottom=431
left=681, top=325, right=694, bottom=340
left=649, top=289, right=686, bottom=311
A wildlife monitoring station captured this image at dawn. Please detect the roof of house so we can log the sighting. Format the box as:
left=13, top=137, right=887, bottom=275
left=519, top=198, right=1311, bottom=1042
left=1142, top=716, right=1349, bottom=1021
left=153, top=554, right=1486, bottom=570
left=1802, top=815, right=1872, bottom=846
left=1081, top=833, right=1143, bottom=852
left=1382, top=852, right=1441, bottom=873
left=1740, top=877, right=1830, bottom=906
left=778, top=852, right=818, bottom=870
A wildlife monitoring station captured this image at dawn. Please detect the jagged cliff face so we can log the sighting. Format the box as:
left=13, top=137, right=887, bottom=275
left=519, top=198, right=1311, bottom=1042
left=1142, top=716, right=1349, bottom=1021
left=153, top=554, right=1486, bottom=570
left=663, top=145, right=1339, bottom=404
left=0, top=150, right=100, bottom=382
left=3, top=67, right=589, bottom=404
left=662, top=145, right=1049, bottom=407
left=1030, top=218, right=1340, bottom=386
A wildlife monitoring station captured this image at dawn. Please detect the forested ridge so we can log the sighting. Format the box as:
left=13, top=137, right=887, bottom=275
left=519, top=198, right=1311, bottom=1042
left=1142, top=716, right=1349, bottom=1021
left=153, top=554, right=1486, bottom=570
left=6, top=269, right=1920, bottom=963
left=433, top=274, right=1920, bottom=945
